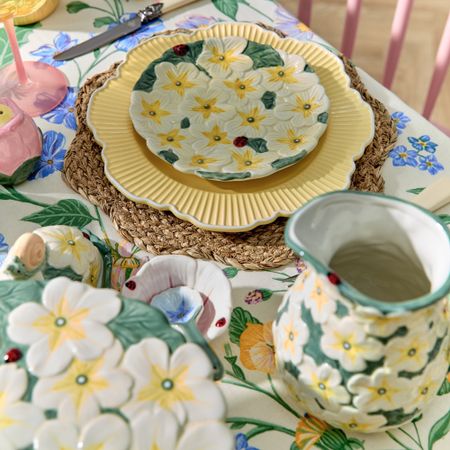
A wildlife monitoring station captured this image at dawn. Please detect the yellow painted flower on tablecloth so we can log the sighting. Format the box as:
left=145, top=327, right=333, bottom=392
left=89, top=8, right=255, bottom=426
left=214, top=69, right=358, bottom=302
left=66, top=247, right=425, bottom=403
left=239, top=321, right=275, bottom=374
left=262, top=51, right=318, bottom=93
left=0, top=364, right=44, bottom=450
left=212, top=70, right=262, bottom=102
left=275, top=300, right=309, bottom=365
left=299, top=355, right=350, bottom=410
left=121, top=338, right=226, bottom=424
left=320, top=315, right=383, bottom=372
left=348, top=367, right=411, bottom=413
left=7, top=277, right=120, bottom=377
left=385, top=326, right=435, bottom=373
left=295, top=413, right=330, bottom=450
left=33, top=414, right=130, bottom=450
left=322, top=406, right=386, bottom=432
left=34, top=225, right=99, bottom=275
left=274, top=84, right=329, bottom=127
left=180, top=86, right=234, bottom=122
left=154, top=62, right=209, bottom=98
left=33, top=340, right=132, bottom=426
left=197, top=36, right=253, bottom=77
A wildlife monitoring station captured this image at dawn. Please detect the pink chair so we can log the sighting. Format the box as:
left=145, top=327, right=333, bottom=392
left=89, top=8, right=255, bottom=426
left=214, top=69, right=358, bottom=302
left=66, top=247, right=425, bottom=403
left=296, top=0, right=450, bottom=132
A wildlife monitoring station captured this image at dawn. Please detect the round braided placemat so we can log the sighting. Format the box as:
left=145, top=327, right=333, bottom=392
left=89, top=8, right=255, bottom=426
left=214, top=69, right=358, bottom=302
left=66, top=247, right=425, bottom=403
left=63, top=29, right=397, bottom=270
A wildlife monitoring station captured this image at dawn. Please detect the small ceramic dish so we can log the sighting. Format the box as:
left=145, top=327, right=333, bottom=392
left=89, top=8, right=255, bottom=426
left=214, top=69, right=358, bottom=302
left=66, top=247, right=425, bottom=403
left=129, top=36, right=329, bottom=181
left=121, top=255, right=232, bottom=340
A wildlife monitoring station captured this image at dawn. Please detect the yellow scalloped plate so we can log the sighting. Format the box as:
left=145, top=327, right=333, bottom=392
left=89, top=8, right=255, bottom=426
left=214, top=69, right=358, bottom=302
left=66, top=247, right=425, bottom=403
left=87, top=23, right=374, bottom=232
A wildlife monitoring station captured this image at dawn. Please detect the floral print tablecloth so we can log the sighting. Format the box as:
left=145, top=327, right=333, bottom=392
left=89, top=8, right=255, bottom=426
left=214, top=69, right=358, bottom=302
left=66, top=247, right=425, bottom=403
left=0, top=1, right=449, bottom=449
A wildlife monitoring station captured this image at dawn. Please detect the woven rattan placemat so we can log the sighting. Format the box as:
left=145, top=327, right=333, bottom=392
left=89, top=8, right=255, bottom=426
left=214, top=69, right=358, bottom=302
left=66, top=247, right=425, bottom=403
left=63, top=29, right=397, bottom=270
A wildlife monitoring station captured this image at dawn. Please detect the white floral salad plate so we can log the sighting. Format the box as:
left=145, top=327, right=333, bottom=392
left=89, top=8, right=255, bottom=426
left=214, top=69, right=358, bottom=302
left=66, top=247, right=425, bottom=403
left=0, top=277, right=233, bottom=449
left=129, top=36, right=329, bottom=181
left=88, top=22, right=374, bottom=232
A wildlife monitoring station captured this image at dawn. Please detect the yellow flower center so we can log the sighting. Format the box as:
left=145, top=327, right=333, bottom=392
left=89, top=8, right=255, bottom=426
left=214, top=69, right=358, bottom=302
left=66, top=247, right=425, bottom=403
left=157, top=129, right=186, bottom=150
left=0, top=104, right=13, bottom=127
left=190, top=154, right=219, bottom=168
left=267, top=65, right=297, bottom=84
left=209, top=45, right=242, bottom=70
left=163, top=69, right=196, bottom=96
left=140, top=99, right=171, bottom=125
left=293, top=95, right=320, bottom=117
left=224, top=77, right=258, bottom=99
left=238, top=106, right=267, bottom=129
left=201, top=124, right=231, bottom=147
left=231, top=149, right=265, bottom=171
left=191, top=96, right=224, bottom=119
left=277, top=129, right=306, bottom=151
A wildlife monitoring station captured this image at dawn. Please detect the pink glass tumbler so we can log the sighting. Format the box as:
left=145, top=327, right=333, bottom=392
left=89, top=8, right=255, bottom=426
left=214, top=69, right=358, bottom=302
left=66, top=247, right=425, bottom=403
left=0, top=18, right=68, bottom=117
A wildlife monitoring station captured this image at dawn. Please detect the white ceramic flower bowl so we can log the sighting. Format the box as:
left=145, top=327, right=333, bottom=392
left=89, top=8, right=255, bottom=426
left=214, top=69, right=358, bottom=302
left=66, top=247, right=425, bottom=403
left=121, top=255, right=232, bottom=340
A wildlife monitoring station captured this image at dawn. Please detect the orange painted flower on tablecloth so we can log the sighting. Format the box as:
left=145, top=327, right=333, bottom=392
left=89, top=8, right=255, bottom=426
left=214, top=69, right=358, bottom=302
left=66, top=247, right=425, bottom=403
left=239, top=322, right=275, bottom=374
left=295, top=413, right=330, bottom=449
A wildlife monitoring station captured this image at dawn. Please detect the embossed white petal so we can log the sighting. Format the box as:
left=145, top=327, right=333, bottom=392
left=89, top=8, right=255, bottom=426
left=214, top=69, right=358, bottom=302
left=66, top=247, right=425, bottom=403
left=145, top=119, right=191, bottom=156
left=274, top=298, right=309, bottom=365
left=301, top=273, right=337, bottom=323
left=298, top=355, right=350, bottom=410
left=177, top=420, right=234, bottom=450
left=34, top=419, right=78, bottom=450
left=320, top=315, right=383, bottom=372
left=274, top=84, right=329, bottom=127
left=33, top=340, right=132, bottom=426
left=121, top=338, right=226, bottom=424
left=7, top=278, right=121, bottom=377
left=348, top=367, right=412, bottom=412
left=0, top=364, right=44, bottom=449
left=33, top=226, right=99, bottom=275
left=322, top=406, right=387, bottom=432
left=172, top=146, right=231, bottom=174
left=197, top=37, right=253, bottom=77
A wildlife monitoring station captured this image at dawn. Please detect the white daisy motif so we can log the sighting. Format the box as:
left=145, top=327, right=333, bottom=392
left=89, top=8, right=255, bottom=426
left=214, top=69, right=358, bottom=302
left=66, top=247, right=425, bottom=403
left=298, top=355, right=350, bottom=410
left=153, top=62, right=209, bottom=99
left=302, top=273, right=337, bottom=323
left=33, top=340, right=132, bottom=426
left=348, top=367, right=412, bottom=413
left=121, top=338, right=226, bottom=424
left=0, top=364, right=44, bottom=450
left=274, top=300, right=309, bottom=365
left=190, top=120, right=235, bottom=152
left=172, top=145, right=231, bottom=174
left=7, top=277, right=121, bottom=377
left=320, top=316, right=384, bottom=372
left=197, top=37, right=253, bottom=78
left=33, top=414, right=130, bottom=450
left=354, top=306, right=409, bottom=337
left=145, top=120, right=190, bottom=153
left=274, top=84, right=329, bottom=127
left=226, top=100, right=274, bottom=138
left=211, top=70, right=263, bottom=103
left=130, top=407, right=234, bottom=450
left=266, top=121, right=324, bottom=158
left=385, top=326, right=436, bottom=373
left=180, top=86, right=234, bottom=123
left=33, top=226, right=99, bottom=276
left=322, top=406, right=387, bottom=432
left=261, top=51, right=318, bottom=92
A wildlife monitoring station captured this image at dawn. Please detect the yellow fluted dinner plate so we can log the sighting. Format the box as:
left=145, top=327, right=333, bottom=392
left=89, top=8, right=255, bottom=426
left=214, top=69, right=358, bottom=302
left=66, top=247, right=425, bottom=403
left=87, top=23, right=374, bottom=232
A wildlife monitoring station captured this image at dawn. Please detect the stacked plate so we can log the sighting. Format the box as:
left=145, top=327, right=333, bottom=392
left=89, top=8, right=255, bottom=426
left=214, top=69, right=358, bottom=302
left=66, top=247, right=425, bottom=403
left=87, top=23, right=374, bottom=232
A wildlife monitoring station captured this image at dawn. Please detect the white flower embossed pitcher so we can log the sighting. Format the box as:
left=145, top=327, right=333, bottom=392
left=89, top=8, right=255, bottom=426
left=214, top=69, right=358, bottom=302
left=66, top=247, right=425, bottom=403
left=273, top=191, right=450, bottom=433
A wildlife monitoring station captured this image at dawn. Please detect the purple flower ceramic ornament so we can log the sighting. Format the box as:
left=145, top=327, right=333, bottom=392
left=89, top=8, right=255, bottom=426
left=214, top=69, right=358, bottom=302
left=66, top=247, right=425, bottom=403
left=0, top=98, right=42, bottom=185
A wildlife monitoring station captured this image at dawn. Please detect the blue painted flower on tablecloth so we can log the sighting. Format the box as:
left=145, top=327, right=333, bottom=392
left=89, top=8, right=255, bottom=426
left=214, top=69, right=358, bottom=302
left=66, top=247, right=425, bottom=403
left=41, top=87, right=77, bottom=130
left=113, top=14, right=164, bottom=52
left=0, top=234, right=8, bottom=266
left=29, top=131, right=67, bottom=180
left=391, top=111, right=410, bottom=135
left=30, top=32, right=78, bottom=67
left=408, top=135, right=438, bottom=153
left=389, top=145, right=418, bottom=167
left=175, top=15, right=220, bottom=29
left=418, top=154, right=444, bottom=175
left=235, top=433, right=259, bottom=450
left=274, top=6, right=314, bottom=40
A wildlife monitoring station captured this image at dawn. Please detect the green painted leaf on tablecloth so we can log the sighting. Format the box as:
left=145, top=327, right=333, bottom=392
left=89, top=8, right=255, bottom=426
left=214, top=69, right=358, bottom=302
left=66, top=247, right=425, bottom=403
left=212, top=0, right=238, bottom=20
left=93, top=17, right=116, bottom=28
left=229, top=307, right=261, bottom=345
left=21, top=199, right=96, bottom=227
left=428, top=409, right=450, bottom=449
left=0, top=23, right=41, bottom=68
left=247, top=138, right=269, bottom=153
left=438, top=214, right=450, bottom=225
left=290, top=442, right=300, bottom=450
left=230, top=422, right=246, bottom=430
left=261, top=91, right=276, bottom=109
left=244, top=41, right=284, bottom=69
left=407, top=187, right=425, bottom=194
left=109, top=296, right=185, bottom=350
left=223, top=267, right=239, bottom=278
left=438, top=373, right=450, bottom=395
left=66, top=1, right=91, bottom=14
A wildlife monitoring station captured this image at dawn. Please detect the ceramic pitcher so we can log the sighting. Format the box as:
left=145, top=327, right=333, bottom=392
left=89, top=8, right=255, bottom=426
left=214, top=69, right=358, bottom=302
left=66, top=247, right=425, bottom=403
left=273, top=191, right=450, bottom=433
